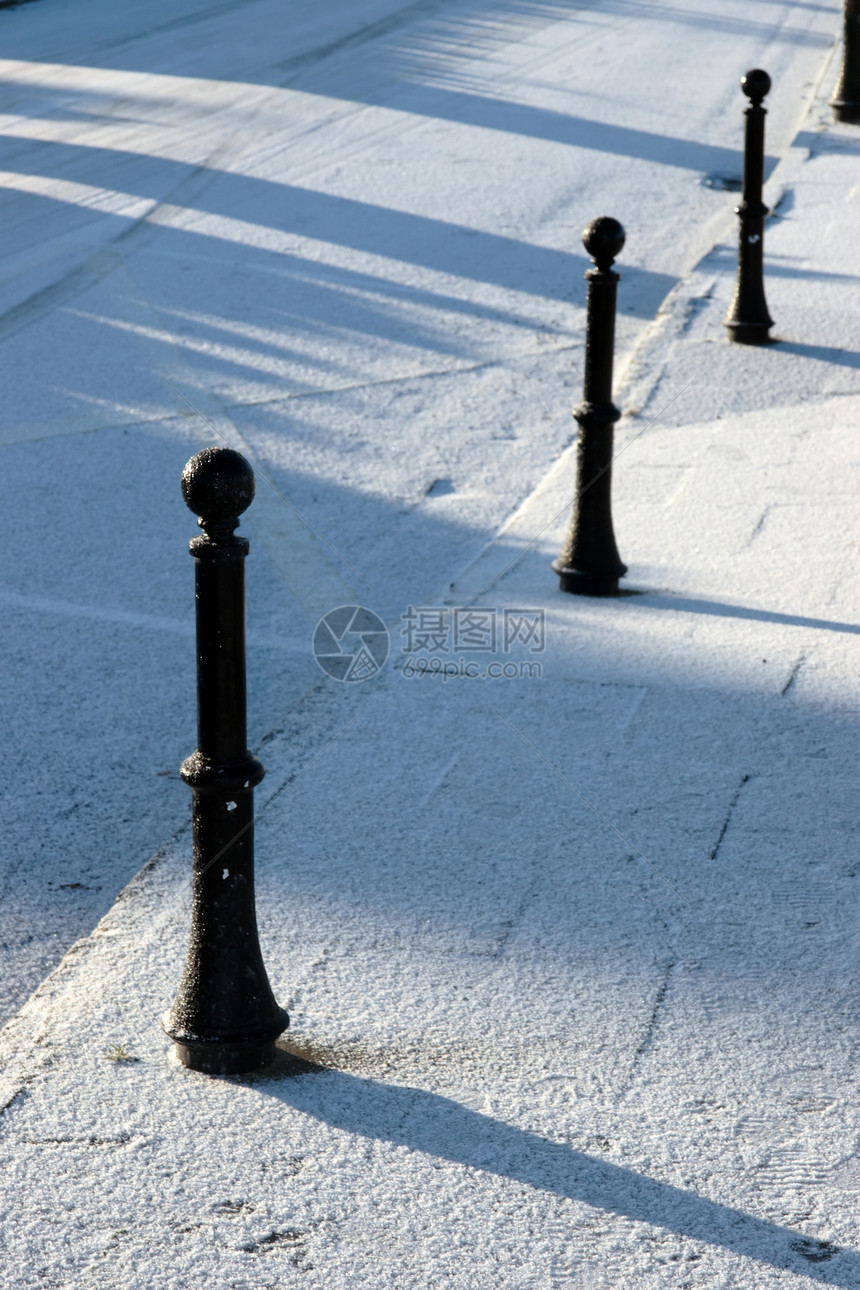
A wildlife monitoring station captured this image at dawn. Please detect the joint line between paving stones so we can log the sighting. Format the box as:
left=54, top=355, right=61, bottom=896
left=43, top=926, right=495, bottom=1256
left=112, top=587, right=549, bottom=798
left=781, top=655, right=806, bottom=697
left=159, top=375, right=373, bottom=589
left=621, top=957, right=675, bottom=1093
left=487, top=703, right=693, bottom=910
left=0, top=345, right=585, bottom=450
left=228, top=343, right=581, bottom=404
left=708, top=773, right=749, bottom=862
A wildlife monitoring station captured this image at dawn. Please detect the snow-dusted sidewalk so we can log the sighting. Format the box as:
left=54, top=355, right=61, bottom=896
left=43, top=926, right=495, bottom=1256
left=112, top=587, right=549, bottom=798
left=1, top=8, right=859, bottom=1290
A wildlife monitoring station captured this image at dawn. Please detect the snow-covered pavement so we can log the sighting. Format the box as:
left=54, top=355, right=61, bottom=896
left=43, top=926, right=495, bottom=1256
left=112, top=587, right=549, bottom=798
left=0, top=1, right=858, bottom=1287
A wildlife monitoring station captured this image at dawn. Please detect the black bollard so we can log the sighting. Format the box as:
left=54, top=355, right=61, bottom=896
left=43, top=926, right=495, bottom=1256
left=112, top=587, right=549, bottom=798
left=163, top=447, right=288, bottom=1075
left=553, top=216, right=627, bottom=597
left=831, top=0, right=860, bottom=123
left=724, top=69, right=774, bottom=344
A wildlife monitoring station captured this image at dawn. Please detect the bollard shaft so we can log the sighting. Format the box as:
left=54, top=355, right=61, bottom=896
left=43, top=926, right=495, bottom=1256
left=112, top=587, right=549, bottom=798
left=832, top=0, right=860, bottom=123
left=553, top=217, right=627, bottom=597
left=164, top=447, right=288, bottom=1076
left=741, top=111, right=765, bottom=208
left=725, top=69, right=773, bottom=344
left=193, top=543, right=250, bottom=765
left=582, top=263, right=618, bottom=409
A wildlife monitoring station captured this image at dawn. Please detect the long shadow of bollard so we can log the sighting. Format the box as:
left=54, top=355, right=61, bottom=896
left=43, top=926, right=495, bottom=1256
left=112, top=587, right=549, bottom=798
left=626, top=593, right=860, bottom=636
left=241, top=1053, right=857, bottom=1285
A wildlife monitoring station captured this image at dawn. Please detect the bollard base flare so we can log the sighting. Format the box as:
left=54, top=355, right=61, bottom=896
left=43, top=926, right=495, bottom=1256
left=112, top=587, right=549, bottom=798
left=163, top=1010, right=289, bottom=1075
left=831, top=99, right=860, bottom=123
left=724, top=320, right=774, bottom=346
left=552, top=559, right=625, bottom=597
left=173, top=1039, right=278, bottom=1076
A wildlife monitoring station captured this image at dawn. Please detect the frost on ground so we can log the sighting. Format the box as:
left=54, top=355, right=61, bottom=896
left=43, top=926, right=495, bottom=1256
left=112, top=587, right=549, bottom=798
left=0, top=1, right=857, bottom=1288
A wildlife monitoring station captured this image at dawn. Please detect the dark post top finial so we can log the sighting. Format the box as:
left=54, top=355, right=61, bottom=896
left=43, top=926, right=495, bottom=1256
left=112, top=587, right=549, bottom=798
left=181, top=447, right=255, bottom=536
left=582, top=216, right=625, bottom=271
left=741, top=68, right=771, bottom=104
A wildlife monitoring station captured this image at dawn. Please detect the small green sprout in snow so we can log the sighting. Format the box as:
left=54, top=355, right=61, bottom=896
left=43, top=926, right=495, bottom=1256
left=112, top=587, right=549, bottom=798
left=104, top=1043, right=140, bottom=1063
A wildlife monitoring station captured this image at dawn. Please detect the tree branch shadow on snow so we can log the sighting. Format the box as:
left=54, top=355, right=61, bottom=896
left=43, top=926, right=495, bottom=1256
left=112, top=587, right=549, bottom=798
left=284, top=79, right=768, bottom=181
left=0, top=139, right=676, bottom=317
left=248, top=1060, right=857, bottom=1286
left=12, top=0, right=832, bottom=89
left=626, top=593, right=860, bottom=636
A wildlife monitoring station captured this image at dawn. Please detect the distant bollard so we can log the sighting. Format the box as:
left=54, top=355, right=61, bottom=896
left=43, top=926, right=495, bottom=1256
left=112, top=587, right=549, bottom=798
left=724, top=69, right=774, bottom=344
left=163, top=447, right=288, bottom=1075
left=831, top=0, right=860, bottom=123
left=553, top=217, right=627, bottom=597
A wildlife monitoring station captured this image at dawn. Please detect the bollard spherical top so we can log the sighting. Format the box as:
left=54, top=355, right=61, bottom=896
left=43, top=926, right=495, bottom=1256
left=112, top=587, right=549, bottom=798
left=741, top=68, right=771, bottom=104
left=181, top=447, right=255, bottom=523
left=582, top=216, right=625, bottom=271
